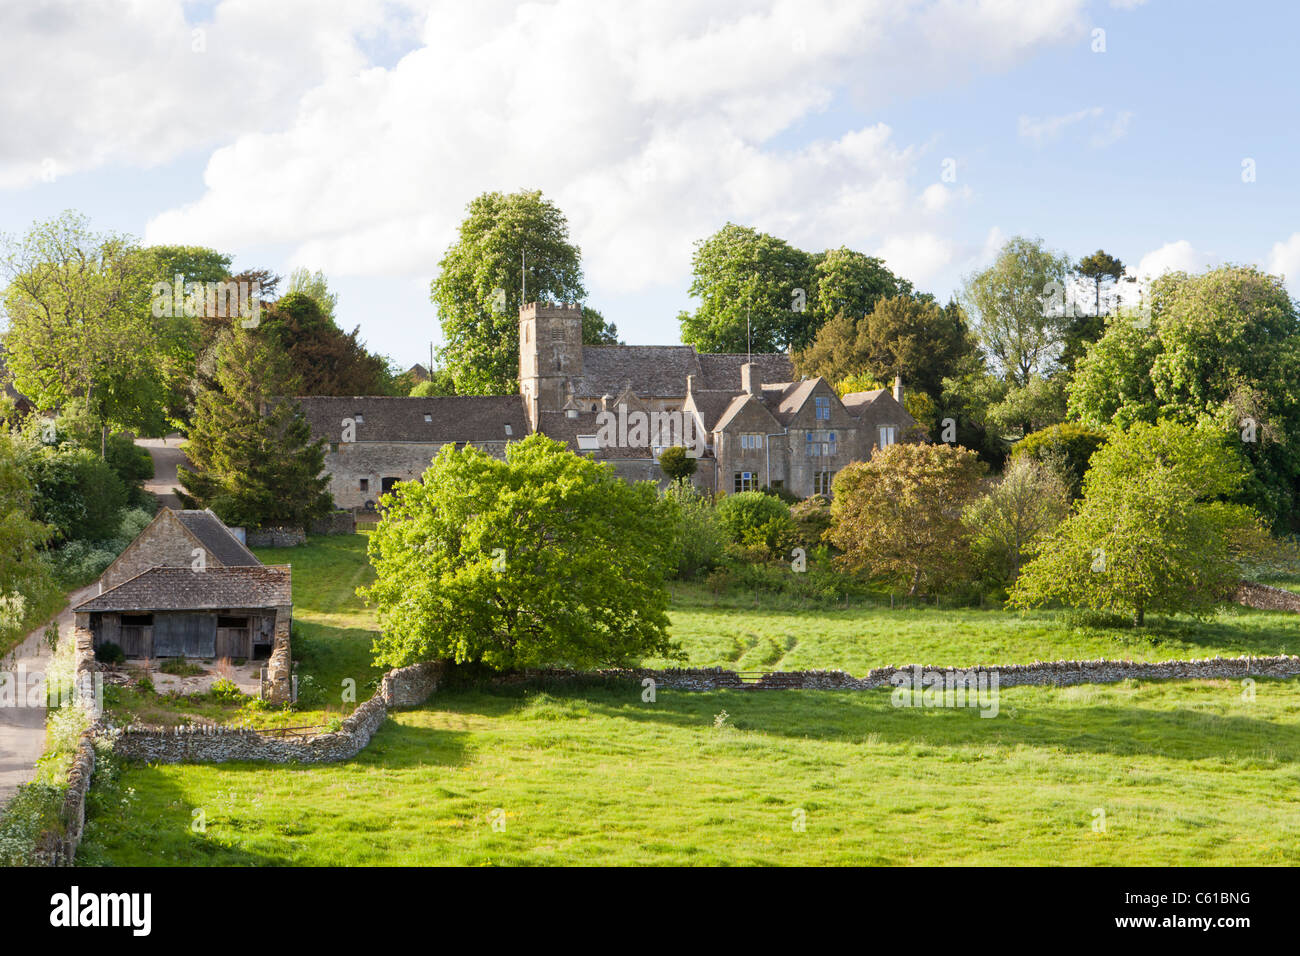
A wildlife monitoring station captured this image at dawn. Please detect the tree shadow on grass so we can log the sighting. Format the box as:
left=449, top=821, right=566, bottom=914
left=433, top=682, right=1300, bottom=765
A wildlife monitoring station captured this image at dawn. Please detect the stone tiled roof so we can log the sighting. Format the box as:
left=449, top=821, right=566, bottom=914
left=844, top=389, right=917, bottom=431
left=687, top=389, right=741, bottom=432
left=840, top=388, right=889, bottom=413
left=175, top=510, right=261, bottom=567
left=696, top=353, right=794, bottom=391
left=75, top=566, right=292, bottom=613
left=762, top=379, right=821, bottom=425
left=573, top=346, right=701, bottom=398
left=294, top=396, right=528, bottom=444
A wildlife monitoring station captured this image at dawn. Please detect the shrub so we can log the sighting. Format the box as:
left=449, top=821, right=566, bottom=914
left=715, top=491, right=796, bottom=560
left=94, top=642, right=125, bottom=665
left=760, top=483, right=800, bottom=504
left=0, top=783, right=64, bottom=866
left=104, top=433, right=155, bottom=485
left=160, top=659, right=205, bottom=677
left=963, top=456, right=1071, bottom=590
left=1011, top=422, right=1108, bottom=498
left=790, top=496, right=832, bottom=550
left=19, top=444, right=127, bottom=543
left=661, top=480, right=726, bottom=579
left=210, top=677, right=244, bottom=703
left=658, top=446, right=697, bottom=482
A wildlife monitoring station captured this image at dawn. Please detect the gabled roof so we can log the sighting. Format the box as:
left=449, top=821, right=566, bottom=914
left=686, top=389, right=741, bottom=432
left=840, top=388, right=889, bottom=413
left=715, top=393, right=782, bottom=433
left=294, top=396, right=528, bottom=444
left=175, top=510, right=260, bottom=567
left=762, top=378, right=822, bottom=425
left=573, top=346, right=701, bottom=398
left=843, top=388, right=917, bottom=431
left=75, top=566, right=292, bottom=613
left=696, top=353, right=794, bottom=391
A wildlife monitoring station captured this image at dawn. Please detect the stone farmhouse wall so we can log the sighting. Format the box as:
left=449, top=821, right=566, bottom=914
left=324, top=441, right=509, bottom=509
left=111, top=661, right=443, bottom=765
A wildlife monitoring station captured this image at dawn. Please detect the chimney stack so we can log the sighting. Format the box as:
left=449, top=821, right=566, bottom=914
left=741, top=362, right=761, bottom=396
left=893, top=374, right=904, bottom=406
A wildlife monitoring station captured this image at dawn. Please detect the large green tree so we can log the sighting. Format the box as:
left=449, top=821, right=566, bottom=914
left=1068, top=265, right=1300, bottom=529
left=432, top=190, right=588, bottom=394
left=677, top=224, right=815, bottom=353
left=0, top=211, right=171, bottom=441
left=178, top=326, right=332, bottom=528
left=361, top=434, right=680, bottom=669
left=961, top=236, right=1072, bottom=386
left=829, top=442, right=986, bottom=595
left=1009, top=421, right=1268, bottom=626
left=796, top=295, right=973, bottom=400
left=261, top=292, right=390, bottom=396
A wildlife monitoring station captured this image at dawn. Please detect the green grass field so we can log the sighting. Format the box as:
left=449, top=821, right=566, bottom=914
left=76, top=534, right=1300, bottom=866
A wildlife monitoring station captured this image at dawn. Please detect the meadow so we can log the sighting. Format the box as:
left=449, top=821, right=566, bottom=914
left=76, top=533, right=1300, bottom=866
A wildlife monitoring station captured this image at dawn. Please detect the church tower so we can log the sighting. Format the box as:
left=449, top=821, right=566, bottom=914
left=519, top=302, right=583, bottom=429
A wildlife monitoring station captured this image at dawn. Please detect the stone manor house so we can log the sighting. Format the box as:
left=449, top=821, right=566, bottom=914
left=299, top=302, right=918, bottom=509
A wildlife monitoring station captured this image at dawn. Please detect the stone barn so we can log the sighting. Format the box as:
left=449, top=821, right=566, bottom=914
left=98, top=506, right=262, bottom=592
left=74, top=565, right=292, bottom=660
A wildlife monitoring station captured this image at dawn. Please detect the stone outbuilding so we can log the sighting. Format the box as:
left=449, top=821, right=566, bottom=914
left=74, top=565, right=292, bottom=661
left=99, top=506, right=261, bottom=592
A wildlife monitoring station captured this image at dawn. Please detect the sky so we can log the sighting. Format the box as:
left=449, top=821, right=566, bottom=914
left=2, top=0, right=1299, bottom=368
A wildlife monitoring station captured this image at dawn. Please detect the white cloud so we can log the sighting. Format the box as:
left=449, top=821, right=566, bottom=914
left=125, top=0, right=1090, bottom=294
left=1018, top=107, right=1103, bottom=146
left=1018, top=106, right=1133, bottom=149
left=1090, top=110, right=1134, bottom=147
left=0, top=0, right=434, bottom=188
left=1267, top=233, right=1300, bottom=291
left=1134, top=240, right=1219, bottom=280
left=876, top=234, right=956, bottom=286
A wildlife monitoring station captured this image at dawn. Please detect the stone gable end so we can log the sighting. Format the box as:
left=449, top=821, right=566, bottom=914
left=100, top=509, right=219, bottom=591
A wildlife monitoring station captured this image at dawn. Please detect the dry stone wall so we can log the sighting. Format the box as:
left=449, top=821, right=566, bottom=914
left=499, top=655, right=1300, bottom=692
left=110, top=661, right=443, bottom=765
left=1233, top=581, right=1300, bottom=612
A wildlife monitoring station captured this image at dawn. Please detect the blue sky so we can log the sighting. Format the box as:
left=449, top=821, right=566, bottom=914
left=2, top=0, right=1298, bottom=367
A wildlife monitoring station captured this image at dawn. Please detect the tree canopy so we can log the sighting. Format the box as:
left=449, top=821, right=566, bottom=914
left=362, top=434, right=680, bottom=670
left=829, top=442, right=986, bottom=595
left=177, top=325, right=333, bottom=528
left=432, top=190, right=588, bottom=394
left=1009, top=421, right=1268, bottom=625
left=1068, top=265, right=1300, bottom=529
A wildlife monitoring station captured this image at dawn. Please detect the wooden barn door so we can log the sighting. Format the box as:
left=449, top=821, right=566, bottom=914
left=153, top=613, right=217, bottom=658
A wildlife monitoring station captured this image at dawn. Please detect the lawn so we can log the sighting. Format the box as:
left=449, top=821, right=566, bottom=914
left=76, top=533, right=1300, bottom=866
left=80, top=678, right=1300, bottom=865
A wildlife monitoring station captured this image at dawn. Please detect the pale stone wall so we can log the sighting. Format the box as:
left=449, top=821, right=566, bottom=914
left=323, top=440, right=509, bottom=509
left=100, top=509, right=210, bottom=590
